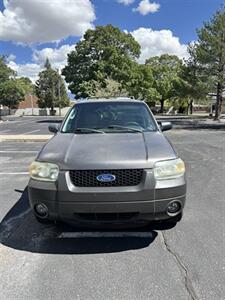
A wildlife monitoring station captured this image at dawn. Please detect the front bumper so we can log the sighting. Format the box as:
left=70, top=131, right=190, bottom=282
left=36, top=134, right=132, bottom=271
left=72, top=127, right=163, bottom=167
left=28, top=169, right=186, bottom=223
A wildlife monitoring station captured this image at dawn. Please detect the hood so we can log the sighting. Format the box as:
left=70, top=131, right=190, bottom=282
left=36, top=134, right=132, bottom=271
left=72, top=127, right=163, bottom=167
left=37, top=132, right=177, bottom=170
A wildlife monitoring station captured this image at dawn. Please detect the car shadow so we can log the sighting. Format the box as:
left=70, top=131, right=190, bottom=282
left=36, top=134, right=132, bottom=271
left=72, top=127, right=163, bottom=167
left=169, top=121, right=225, bottom=131
left=0, top=188, right=175, bottom=255
left=37, top=119, right=62, bottom=124
left=175, top=124, right=225, bottom=130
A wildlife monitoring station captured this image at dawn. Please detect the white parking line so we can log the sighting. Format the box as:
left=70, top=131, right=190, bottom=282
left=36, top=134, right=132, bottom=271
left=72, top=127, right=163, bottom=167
left=0, top=172, right=28, bottom=175
left=0, top=150, right=37, bottom=153
left=23, top=129, right=41, bottom=135
left=59, top=232, right=154, bottom=238
left=0, top=120, right=22, bottom=124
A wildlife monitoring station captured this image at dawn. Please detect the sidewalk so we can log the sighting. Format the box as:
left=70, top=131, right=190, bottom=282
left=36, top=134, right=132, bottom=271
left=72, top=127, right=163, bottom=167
left=0, top=135, right=52, bottom=142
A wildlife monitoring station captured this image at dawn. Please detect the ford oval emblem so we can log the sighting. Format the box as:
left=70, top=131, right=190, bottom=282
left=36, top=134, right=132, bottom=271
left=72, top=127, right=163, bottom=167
left=97, top=174, right=116, bottom=182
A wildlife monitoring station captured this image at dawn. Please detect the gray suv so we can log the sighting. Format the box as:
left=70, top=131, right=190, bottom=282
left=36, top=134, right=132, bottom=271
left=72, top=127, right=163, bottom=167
left=28, top=98, right=186, bottom=226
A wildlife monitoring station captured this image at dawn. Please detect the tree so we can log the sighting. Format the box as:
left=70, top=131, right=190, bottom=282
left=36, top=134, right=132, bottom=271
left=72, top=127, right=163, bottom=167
left=0, top=55, right=15, bottom=82
left=145, top=54, right=184, bottom=113
left=126, top=63, right=160, bottom=102
left=62, top=25, right=141, bottom=98
left=44, top=58, right=51, bottom=69
left=35, top=59, right=69, bottom=115
left=174, top=48, right=210, bottom=114
left=0, top=56, right=26, bottom=115
left=0, top=79, right=25, bottom=114
left=17, top=77, right=34, bottom=95
left=190, top=7, right=225, bottom=119
left=79, top=78, right=128, bottom=98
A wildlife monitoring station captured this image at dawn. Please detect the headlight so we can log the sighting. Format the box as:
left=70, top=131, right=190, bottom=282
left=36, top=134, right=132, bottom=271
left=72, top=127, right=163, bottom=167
left=29, top=161, right=59, bottom=181
left=154, top=158, right=185, bottom=180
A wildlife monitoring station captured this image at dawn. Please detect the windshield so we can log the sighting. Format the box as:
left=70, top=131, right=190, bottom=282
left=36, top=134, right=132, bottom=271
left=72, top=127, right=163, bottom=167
left=61, top=101, right=157, bottom=133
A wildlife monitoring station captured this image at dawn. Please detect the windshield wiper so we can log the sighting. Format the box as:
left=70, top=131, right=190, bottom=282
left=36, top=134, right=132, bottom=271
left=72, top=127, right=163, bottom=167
left=75, top=128, right=105, bottom=134
left=106, top=125, right=143, bottom=133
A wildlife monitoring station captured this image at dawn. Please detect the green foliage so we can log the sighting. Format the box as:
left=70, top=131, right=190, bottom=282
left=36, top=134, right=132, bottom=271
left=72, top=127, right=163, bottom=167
left=1, top=6, right=221, bottom=117
left=126, top=63, right=160, bottom=102
left=165, top=97, right=188, bottom=112
left=0, top=55, right=15, bottom=82
left=44, top=58, right=51, bottom=69
left=17, top=77, right=35, bottom=95
left=0, top=57, right=28, bottom=112
left=35, top=60, right=69, bottom=113
left=0, top=79, right=25, bottom=109
left=79, top=78, right=127, bottom=98
left=189, top=6, right=225, bottom=119
left=62, top=25, right=141, bottom=98
left=145, top=54, right=184, bottom=112
left=173, top=50, right=210, bottom=108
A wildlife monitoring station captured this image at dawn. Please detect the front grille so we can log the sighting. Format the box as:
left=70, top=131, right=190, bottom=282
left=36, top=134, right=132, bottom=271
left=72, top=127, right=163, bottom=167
left=69, top=169, right=143, bottom=187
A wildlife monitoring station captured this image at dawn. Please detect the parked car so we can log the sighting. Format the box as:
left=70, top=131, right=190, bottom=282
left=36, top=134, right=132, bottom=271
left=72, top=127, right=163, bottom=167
left=28, top=98, right=186, bottom=227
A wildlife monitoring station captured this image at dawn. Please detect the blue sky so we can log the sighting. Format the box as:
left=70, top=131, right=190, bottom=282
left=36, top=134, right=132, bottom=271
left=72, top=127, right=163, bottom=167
left=0, top=0, right=223, bottom=82
left=95, top=0, right=222, bottom=43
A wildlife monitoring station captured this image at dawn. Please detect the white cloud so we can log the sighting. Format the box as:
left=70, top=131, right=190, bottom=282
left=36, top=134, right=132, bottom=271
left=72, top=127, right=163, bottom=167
left=33, top=44, right=75, bottom=71
left=0, top=0, right=95, bottom=44
left=7, top=43, right=75, bottom=82
left=6, top=27, right=189, bottom=84
left=6, top=53, right=16, bottom=62
left=117, top=0, right=135, bottom=5
left=133, top=0, right=160, bottom=15
left=8, top=61, right=41, bottom=82
left=130, top=27, right=188, bottom=63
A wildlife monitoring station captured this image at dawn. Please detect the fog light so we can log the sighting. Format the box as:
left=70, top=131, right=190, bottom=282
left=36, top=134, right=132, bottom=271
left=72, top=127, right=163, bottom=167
left=167, top=201, right=181, bottom=214
left=35, top=203, right=48, bottom=217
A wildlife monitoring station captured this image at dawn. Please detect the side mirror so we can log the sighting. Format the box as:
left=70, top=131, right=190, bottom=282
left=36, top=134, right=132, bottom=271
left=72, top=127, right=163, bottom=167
left=48, top=124, right=60, bottom=133
left=159, top=121, right=172, bottom=132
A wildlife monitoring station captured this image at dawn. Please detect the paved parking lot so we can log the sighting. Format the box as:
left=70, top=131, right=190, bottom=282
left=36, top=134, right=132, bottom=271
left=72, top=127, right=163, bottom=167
left=0, top=116, right=63, bottom=135
left=0, top=129, right=225, bottom=299
left=1, top=115, right=219, bottom=137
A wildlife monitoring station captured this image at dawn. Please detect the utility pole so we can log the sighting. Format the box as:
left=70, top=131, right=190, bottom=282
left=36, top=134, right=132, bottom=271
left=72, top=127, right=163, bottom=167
left=29, top=94, right=34, bottom=116
left=57, top=69, right=61, bottom=116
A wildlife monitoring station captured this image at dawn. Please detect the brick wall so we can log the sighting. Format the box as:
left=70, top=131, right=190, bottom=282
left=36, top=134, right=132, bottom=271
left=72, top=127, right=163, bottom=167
left=18, top=94, right=39, bottom=109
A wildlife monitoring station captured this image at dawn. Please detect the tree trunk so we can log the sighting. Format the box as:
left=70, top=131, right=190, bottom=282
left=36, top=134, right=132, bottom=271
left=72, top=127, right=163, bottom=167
left=214, top=82, right=223, bottom=120
left=50, top=105, right=54, bottom=116
left=160, top=99, right=164, bottom=113
left=190, top=99, right=193, bottom=115
left=188, top=99, right=193, bottom=115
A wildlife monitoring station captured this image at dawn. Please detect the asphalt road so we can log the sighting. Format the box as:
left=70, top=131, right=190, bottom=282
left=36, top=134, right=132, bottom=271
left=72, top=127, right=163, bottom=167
left=0, top=129, right=225, bottom=300
left=0, top=116, right=63, bottom=135
left=1, top=115, right=221, bottom=136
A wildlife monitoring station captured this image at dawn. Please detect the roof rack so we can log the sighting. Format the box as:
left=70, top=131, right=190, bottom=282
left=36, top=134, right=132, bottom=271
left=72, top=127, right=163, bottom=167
left=85, top=96, right=136, bottom=100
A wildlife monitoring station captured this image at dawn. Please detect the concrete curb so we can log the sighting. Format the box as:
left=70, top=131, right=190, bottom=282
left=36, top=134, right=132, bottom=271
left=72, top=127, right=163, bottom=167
left=0, top=135, right=53, bottom=142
